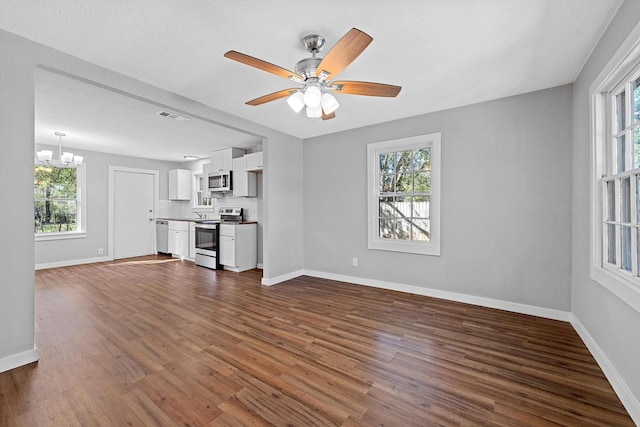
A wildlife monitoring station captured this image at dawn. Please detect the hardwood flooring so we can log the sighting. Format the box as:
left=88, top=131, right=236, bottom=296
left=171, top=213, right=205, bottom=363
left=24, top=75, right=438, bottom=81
left=0, top=255, right=634, bottom=426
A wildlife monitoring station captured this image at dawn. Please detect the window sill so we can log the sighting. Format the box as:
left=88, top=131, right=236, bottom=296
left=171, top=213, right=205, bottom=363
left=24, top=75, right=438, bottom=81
left=368, top=239, right=440, bottom=256
left=35, top=231, right=87, bottom=242
left=592, top=265, right=640, bottom=313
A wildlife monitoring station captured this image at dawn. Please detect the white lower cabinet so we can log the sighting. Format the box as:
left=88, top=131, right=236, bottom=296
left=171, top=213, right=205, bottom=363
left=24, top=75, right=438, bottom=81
left=219, top=223, right=257, bottom=272
left=168, top=220, right=189, bottom=258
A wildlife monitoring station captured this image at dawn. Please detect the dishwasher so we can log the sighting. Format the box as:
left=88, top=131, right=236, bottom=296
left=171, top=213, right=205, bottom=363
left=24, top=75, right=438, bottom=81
left=156, top=220, right=169, bottom=254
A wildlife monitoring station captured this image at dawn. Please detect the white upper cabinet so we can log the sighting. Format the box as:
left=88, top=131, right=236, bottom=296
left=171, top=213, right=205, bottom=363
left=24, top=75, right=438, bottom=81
left=233, top=157, right=256, bottom=197
left=168, top=169, right=191, bottom=200
left=211, top=148, right=245, bottom=173
left=245, top=152, right=263, bottom=172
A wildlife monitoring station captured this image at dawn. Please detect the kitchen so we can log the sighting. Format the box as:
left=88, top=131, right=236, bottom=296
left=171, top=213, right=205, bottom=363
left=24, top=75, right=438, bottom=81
left=158, top=147, right=263, bottom=272
left=33, top=69, right=273, bottom=279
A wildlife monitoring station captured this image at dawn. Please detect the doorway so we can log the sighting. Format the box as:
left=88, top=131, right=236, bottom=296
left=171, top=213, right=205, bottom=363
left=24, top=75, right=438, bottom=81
left=108, top=166, right=159, bottom=259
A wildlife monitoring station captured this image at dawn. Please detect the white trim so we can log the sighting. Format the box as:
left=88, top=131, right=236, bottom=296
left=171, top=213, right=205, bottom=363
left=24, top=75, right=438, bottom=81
left=35, top=255, right=112, bottom=270
left=108, top=166, right=159, bottom=260
left=367, top=133, right=441, bottom=256
left=303, top=270, right=570, bottom=321
left=589, top=17, right=640, bottom=313
left=261, top=269, right=305, bottom=286
left=257, top=263, right=264, bottom=269
left=35, top=231, right=87, bottom=242
left=0, top=348, right=39, bottom=374
left=570, top=314, right=640, bottom=425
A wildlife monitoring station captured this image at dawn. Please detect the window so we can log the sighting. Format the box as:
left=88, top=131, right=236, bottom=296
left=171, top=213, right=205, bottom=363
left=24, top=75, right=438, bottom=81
left=367, top=133, right=441, bottom=255
left=591, top=26, right=640, bottom=310
left=34, top=164, right=86, bottom=240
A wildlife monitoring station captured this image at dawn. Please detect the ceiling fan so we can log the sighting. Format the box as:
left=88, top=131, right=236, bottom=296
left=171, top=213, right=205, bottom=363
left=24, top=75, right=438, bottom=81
left=224, top=28, right=402, bottom=120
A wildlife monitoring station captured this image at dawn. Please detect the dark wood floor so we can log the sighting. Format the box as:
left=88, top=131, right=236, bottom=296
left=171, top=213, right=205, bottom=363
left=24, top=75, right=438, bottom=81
left=0, top=255, right=633, bottom=426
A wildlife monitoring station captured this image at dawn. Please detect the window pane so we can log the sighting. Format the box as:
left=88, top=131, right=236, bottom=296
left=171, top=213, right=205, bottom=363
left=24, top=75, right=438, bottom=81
left=379, top=153, right=395, bottom=174
left=411, top=219, right=430, bottom=241
left=634, top=77, right=640, bottom=124
left=607, top=180, right=615, bottom=221
left=397, top=172, right=412, bottom=193
left=637, top=228, right=640, bottom=277
left=412, top=196, right=430, bottom=218
left=396, top=151, right=411, bottom=175
left=621, top=177, right=631, bottom=223
left=379, top=218, right=394, bottom=239
left=607, top=224, right=616, bottom=264
left=617, top=135, right=627, bottom=173
left=412, top=148, right=431, bottom=171
left=637, top=176, right=640, bottom=224
left=380, top=174, right=394, bottom=193
left=622, top=226, right=632, bottom=271
left=616, top=91, right=626, bottom=131
left=635, top=127, right=640, bottom=169
left=414, top=171, right=431, bottom=193
left=394, top=218, right=411, bottom=240
left=379, top=197, right=395, bottom=217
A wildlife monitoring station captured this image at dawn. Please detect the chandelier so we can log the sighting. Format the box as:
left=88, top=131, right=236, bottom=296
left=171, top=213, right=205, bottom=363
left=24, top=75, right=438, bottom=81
left=36, top=132, right=83, bottom=167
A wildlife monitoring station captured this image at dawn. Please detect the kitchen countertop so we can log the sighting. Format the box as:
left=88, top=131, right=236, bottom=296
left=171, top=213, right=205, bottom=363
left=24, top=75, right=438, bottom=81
left=157, top=218, right=257, bottom=225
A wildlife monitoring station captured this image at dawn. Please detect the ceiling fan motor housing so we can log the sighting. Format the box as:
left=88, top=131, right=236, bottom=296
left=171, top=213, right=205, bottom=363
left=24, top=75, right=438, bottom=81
left=295, top=57, right=322, bottom=80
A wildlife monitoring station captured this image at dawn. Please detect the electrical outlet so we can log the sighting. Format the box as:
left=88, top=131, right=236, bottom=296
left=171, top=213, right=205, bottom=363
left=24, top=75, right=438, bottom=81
left=98, top=248, right=104, bottom=255
left=352, top=257, right=358, bottom=267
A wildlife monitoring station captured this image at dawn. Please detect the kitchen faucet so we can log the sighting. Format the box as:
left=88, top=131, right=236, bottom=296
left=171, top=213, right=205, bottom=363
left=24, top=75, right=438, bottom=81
left=195, top=211, right=203, bottom=219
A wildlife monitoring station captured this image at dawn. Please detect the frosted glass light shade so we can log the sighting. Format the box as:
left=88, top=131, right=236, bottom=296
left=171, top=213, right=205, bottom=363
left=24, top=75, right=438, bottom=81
left=303, top=85, right=322, bottom=108
left=37, top=150, right=53, bottom=162
left=287, top=91, right=305, bottom=113
left=306, top=105, right=322, bottom=118
left=61, top=152, right=74, bottom=163
left=321, top=92, right=340, bottom=114
left=73, top=155, right=83, bottom=166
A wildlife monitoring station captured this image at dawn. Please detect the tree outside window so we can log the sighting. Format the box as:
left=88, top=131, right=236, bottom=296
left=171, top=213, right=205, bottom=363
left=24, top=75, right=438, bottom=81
left=34, top=165, right=77, bottom=234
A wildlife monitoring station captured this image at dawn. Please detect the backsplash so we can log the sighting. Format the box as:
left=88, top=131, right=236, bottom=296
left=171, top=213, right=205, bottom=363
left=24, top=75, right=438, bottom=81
left=158, top=194, right=259, bottom=221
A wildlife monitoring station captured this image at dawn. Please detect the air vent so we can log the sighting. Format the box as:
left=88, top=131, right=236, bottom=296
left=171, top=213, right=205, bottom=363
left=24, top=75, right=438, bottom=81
left=156, top=110, right=191, bottom=122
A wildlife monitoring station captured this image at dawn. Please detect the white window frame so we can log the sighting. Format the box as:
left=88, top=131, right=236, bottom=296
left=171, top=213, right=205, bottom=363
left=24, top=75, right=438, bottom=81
left=590, top=22, right=640, bottom=312
left=35, top=163, right=87, bottom=241
left=367, top=133, right=441, bottom=256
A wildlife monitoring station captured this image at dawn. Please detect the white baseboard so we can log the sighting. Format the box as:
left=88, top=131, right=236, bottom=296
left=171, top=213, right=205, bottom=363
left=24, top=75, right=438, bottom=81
left=0, top=348, right=39, bottom=374
left=303, top=269, right=571, bottom=322
left=35, top=256, right=112, bottom=270
left=570, top=314, right=640, bottom=425
left=261, top=269, right=305, bottom=286
left=257, top=263, right=264, bottom=269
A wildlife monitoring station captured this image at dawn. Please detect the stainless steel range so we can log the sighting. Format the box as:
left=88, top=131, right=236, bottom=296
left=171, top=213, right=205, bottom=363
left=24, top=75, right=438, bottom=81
left=193, top=208, right=244, bottom=269
left=194, top=221, right=220, bottom=269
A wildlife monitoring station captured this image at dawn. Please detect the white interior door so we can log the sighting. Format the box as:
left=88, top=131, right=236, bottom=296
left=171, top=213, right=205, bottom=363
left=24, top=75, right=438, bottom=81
left=113, top=169, right=155, bottom=259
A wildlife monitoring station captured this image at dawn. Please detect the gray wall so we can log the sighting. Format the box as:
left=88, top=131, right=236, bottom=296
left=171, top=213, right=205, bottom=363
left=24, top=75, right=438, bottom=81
left=0, top=30, right=37, bottom=364
left=572, top=0, right=640, bottom=408
left=304, top=85, right=573, bottom=311
left=34, top=144, right=180, bottom=266
left=0, top=29, right=304, bottom=368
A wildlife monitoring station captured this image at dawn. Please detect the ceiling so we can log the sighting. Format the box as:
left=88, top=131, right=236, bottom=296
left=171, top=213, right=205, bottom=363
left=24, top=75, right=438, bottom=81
left=0, top=0, right=623, bottom=162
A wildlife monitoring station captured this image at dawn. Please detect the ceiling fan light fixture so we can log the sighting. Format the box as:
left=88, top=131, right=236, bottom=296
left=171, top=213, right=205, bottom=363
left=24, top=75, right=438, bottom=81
left=287, top=91, right=305, bottom=113
left=321, top=92, right=340, bottom=114
left=306, top=105, right=322, bottom=118
left=303, top=85, right=322, bottom=108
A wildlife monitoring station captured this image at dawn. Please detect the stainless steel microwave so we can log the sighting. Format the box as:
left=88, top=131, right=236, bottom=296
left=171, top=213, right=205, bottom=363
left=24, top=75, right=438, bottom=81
left=207, top=171, right=232, bottom=192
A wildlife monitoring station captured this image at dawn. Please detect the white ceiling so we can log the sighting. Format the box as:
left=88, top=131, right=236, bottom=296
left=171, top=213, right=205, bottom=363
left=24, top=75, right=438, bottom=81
left=0, top=0, right=623, bottom=162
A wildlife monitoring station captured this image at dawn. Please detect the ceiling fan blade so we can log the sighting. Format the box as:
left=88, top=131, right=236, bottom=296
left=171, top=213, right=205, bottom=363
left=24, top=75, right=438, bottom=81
left=224, top=51, right=304, bottom=82
left=246, top=88, right=299, bottom=106
left=321, top=111, right=336, bottom=120
left=316, top=28, right=373, bottom=80
left=331, top=81, right=402, bottom=97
